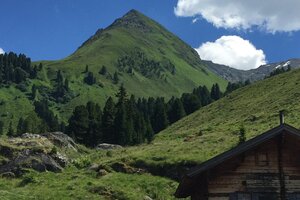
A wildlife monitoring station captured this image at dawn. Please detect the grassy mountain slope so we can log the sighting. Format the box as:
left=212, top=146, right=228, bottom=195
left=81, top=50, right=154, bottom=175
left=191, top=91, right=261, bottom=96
left=0, top=10, right=226, bottom=131
left=39, top=9, right=226, bottom=111
left=1, top=61, right=299, bottom=200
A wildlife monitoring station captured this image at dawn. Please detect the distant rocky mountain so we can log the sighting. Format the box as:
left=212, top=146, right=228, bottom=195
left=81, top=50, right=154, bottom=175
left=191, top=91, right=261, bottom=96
left=204, top=59, right=300, bottom=82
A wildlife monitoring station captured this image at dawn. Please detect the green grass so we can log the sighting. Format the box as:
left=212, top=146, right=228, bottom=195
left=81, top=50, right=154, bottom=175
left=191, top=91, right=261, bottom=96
left=1, top=68, right=300, bottom=199
left=0, top=166, right=177, bottom=200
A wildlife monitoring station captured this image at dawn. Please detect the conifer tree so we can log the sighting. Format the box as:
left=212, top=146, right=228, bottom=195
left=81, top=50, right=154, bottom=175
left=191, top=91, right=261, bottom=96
left=86, top=101, right=102, bottom=146
left=102, top=97, right=116, bottom=143
left=16, top=117, right=25, bottom=136
left=99, top=66, right=107, bottom=75
left=238, top=125, right=246, bottom=145
left=67, top=105, right=89, bottom=144
left=113, top=72, right=119, bottom=84
left=145, top=116, right=154, bottom=142
left=168, top=98, right=186, bottom=123
left=31, top=84, right=38, bottom=100
left=152, top=98, right=169, bottom=133
left=211, top=83, right=222, bottom=100
left=181, top=93, right=201, bottom=115
left=7, top=122, right=14, bottom=137
left=0, top=120, right=4, bottom=135
left=84, top=72, right=96, bottom=85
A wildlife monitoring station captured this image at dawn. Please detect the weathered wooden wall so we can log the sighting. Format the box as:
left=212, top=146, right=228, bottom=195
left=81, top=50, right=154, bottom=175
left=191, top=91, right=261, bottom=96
left=191, top=133, right=300, bottom=200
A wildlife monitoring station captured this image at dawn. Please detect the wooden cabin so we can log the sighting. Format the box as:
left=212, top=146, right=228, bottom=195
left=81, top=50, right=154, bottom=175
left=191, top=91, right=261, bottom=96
left=175, top=116, right=300, bottom=200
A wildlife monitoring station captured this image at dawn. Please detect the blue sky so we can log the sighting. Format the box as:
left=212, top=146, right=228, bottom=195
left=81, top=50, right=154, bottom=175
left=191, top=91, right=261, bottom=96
left=0, top=0, right=299, bottom=70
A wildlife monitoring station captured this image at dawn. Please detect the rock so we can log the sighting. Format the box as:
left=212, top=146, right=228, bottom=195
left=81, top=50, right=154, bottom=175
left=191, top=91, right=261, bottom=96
left=96, top=143, right=122, bottom=150
left=41, top=132, right=77, bottom=152
left=1, top=172, right=15, bottom=178
left=97, top=169, right=109, bottom=177
left=0, top=132, right=77, bottom=176
left=51, top=152, right=69, bottom=167
left=21, top=133, right=45, bottom=139
left=111, top=162, right=135, bottom=174
left=0, top=150, right=63, bottom=176
left=89, top=163, right=100, bottom=171
left=144, top=196, right=153, bottom=200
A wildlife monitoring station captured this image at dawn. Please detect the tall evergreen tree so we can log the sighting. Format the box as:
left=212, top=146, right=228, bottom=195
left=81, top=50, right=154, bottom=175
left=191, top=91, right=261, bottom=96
left=102, top=97, right=116, bottom=143
left=7, top=122, right=14, bottom=137
left=168, top=98, right=186, bottom=123
left=113, top=72, right=119, bottom=84
left=181, top=93, right=201, bottom=115
left=0, top=120, right=4, bottom=135
left=238, top=125, right=246, bottom=145
left=99, top=65, right=107, bottom=75
left=86, top=101, right=102, bottom=146
left=211, top=83, right=222, bottom=100
left=67, top=105, right=89, bottom=144
left=16, top=117, right=25, bottom=136
left=152, top=98, right=169, bottom=133
left=84, top=72, right=96, bottom=85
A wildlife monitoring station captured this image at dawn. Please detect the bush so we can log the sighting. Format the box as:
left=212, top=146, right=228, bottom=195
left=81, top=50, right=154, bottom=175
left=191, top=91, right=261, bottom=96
left=72, top=156, right=91, bottom=169
left=18, top=174, right=37, bottom=187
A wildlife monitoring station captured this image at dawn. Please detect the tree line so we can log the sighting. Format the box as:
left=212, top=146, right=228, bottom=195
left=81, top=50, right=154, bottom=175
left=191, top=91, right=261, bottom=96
left=0, top=81, right=249, bottom=146
left=66, top=83, right=224, bottom=146
left=0, top=52, right=41, bottom=84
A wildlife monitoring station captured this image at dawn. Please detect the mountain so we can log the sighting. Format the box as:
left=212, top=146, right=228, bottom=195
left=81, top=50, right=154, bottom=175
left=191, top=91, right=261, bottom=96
left=204, top=58, right=300, bottom=82
left=41, top=9, right=226, bottom=100
left=0, top=9, right=227, bottom=130
left=2, top=59, right=300, bottom=200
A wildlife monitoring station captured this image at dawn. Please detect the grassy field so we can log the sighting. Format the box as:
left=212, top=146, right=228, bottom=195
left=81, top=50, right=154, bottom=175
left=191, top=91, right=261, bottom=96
left=1, top=63, right=300, bottom=199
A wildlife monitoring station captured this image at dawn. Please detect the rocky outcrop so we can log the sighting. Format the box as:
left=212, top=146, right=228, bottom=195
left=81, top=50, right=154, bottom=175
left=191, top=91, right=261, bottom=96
left=0, top=132, right=77, bottom=177
left=41, top=132, right=77, bottom=151
left=96, top=143, right=122, bottom=150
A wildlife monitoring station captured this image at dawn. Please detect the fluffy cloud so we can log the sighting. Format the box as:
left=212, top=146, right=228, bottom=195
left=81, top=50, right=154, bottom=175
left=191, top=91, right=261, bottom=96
left=196, top=36, right=266, bottom=70
left=175, top=0, right=300, bottom=32
left=0, top=48, right=4, bottom=55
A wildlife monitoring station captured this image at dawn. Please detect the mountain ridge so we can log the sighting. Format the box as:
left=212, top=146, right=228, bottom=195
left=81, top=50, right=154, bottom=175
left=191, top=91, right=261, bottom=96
left=205, top=58, right=300, bottom=82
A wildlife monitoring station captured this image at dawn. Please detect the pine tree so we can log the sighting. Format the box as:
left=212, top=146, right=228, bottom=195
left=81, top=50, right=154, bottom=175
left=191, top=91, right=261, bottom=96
left=145, top=116, right=154, bottom=142
left=86, top=101, right=102, bottom=146
left=199, top=86, right=212, bottom=106
left=99, top=65, right=107, bottom=75
left=16, top=117, right=25, bottom=136
left=211, top=83, right=222, bottom=100
left=31, top=84, right=38, bottom=100
left=7, top=122, right=14, bottom=137
left=152, top=98, right=169, bottom=133
left=113, top=72, right=119, bottom=84
left=67, top=105, right=89, bottom=144
left=114, top=85, right=133, bottom=145
left=102, top=97, right=116, bottom=143
left=84, top=72, right=96, bottom=85
left=168, top=98, right=186, bottom=123
left=181, top=93, right=201, bottom=115
left=238, top=125, right=246, bottom=145
left=64, top=78, right=70, bottom=91
left=0, top=120, right=4, bottom=135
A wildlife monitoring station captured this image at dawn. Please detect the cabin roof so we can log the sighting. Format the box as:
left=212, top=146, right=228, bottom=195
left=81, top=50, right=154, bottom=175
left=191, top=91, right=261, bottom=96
left=175, top=123, right=300, bottom=198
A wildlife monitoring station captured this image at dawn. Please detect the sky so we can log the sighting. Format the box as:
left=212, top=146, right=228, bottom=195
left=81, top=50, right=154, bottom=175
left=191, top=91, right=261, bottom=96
left=0, top=0, right=300, bottom=70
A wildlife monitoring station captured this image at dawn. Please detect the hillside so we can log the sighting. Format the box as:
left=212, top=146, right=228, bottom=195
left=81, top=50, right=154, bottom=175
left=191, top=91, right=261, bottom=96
left=40, top=9, right=226, bottom=101
left=205, top=58, right=300, bottom=82
left=2, top=61, right=300, bottom=200
left=0, top=9, right=226, bottom=130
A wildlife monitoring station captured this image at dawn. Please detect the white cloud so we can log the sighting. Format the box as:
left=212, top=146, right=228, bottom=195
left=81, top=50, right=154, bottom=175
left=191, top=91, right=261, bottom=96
left=0, top=48, right=4, bottom=55
left=175, top=0, right=300, bottom=32
left=196, top=36, right=266, bottom=70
